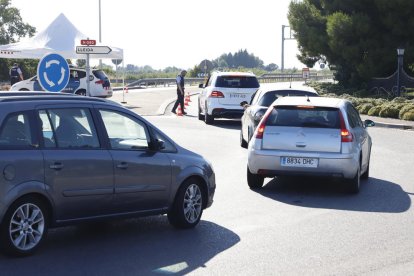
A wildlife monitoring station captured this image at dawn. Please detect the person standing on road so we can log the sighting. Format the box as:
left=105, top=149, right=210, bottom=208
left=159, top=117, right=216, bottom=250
left=171, top=70, right=187, bottom=115
left=9, top=63, right=24, bottom=85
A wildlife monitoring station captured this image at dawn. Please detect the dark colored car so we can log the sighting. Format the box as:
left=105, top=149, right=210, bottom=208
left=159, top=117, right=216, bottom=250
left=240, top=83, right=319, bottom=148
left=0, top=93, right=215, bottom=257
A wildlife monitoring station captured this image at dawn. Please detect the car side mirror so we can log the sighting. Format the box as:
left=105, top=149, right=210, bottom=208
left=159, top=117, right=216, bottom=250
left=155, top=139, right=165, bottom=150
left=240, top=101, right=248, bottom=106
left=199, top=83, right=204, bottom=88
left=364, top=119, right=375, bottom=127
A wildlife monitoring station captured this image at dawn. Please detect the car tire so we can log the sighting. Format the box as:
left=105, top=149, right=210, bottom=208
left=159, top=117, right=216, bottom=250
left=198, top=100, right=204, bottom=121
left=204, top=105, right=214, bottom=125
left=247, top=166, right=264, bottom=189
left=348, top=163, right=361, bottom=194
left=0, top=196, right=49, bottom=257
left=75, top=89, right=86, bottom=96
left=240, top=130, right=248, bottom=148
left=168, top=178, right=204, bottom=229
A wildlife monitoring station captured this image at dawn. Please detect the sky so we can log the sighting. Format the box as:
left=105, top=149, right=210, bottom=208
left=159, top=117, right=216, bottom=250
left=12, top=0, right=306, bottom=70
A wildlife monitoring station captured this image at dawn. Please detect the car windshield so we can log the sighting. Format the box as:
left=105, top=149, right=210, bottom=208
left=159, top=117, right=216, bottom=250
left=215, top=76, right=259, bottom=88
left=258, top=90, right=318, bottom=107
left=266, top=106, right=340, bottom=128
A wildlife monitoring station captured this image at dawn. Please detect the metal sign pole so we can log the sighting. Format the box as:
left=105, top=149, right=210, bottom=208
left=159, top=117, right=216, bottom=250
left=86, top=53, right=90, bottom=96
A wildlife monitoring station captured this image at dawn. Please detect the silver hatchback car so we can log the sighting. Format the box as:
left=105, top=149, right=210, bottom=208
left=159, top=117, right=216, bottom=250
left=247, top=96, right=374, bottom=193
left=0, top=93, right=215, bottom=257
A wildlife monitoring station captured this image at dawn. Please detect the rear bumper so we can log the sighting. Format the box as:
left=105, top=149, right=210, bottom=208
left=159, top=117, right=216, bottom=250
left=248, top=149, right=359, bottom=179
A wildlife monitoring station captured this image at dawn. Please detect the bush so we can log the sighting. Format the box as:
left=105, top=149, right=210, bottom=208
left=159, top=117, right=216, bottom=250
left=401, top=111, right=414, bottom=121
left=391, top=97, right=408, bottom=103
left=368, top=105, right=383, bottom=116
left=399, top=104, right=414, bottom=119
left=358, top=103, right=374, bottom=114
left=379, top=104, right=403, bottom=118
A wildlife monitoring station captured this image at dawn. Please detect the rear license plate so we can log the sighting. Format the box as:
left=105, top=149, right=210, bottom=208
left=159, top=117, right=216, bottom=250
left=229, top=93, right=247, bottom=99
left=280, top=157, right=318, bottom=168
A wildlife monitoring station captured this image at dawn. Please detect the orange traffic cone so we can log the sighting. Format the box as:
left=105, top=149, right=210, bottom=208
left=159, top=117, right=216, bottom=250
left=184, top=96, right=190, bottom=106
left=186, top=93, right=192, bottom=102
left=176, top=105, right=183, bottom=116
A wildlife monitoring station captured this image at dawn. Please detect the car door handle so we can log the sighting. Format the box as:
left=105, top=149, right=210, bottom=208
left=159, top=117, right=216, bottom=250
left=49, top=163, right=64, bottom=170
left=116, top=162, right=128, bottom=169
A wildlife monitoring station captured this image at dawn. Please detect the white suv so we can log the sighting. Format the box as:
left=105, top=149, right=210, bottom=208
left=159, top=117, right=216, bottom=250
left=10, top=67, right=113, bottom=98
left=198, top=71, right=260, bottom=124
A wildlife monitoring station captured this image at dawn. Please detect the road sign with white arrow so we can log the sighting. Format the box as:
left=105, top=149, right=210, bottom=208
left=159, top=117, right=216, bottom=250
left=76, top=46, right=112, bottom=54
left=37, top=53, right=70, bottom=92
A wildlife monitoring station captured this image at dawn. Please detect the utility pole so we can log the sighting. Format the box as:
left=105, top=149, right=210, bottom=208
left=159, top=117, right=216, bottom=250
left=99, top=0, right=102, bottom=69
left=281, top=25, right=295, bottom=72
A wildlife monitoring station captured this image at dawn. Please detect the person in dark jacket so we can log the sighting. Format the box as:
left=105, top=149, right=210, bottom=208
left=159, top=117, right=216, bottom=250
left=9, top=63, right=24, bottom=85
left=171, top=70, right=187, bottom=115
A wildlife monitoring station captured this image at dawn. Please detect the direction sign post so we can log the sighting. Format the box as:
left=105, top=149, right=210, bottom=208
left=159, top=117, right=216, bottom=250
left=76, top=46, right=112, bottom=55
left=77, top=43, right=112, bottom=96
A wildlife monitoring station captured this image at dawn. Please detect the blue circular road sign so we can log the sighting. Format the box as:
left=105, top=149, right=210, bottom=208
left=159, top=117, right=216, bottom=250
left=37, top=53, right=70, bottom=92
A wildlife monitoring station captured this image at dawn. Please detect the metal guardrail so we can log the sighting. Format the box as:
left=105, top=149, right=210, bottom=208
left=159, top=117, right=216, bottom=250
left=111, top=73, right=333, bottom=89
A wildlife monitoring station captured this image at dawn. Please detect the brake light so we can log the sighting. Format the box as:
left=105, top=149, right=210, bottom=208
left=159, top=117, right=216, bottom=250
left=95, top=80, right=104, bottom=85
left=255, top=108, right=273, bottom=139
left=210, top=91, right=224, bottom=98
left=339, top=111, right=353, bottom=142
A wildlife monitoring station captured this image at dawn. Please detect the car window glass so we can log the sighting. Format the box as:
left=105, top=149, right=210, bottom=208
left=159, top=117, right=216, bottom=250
left=77, top=71, right=86, bottom=78
left=39, top=108, right=100, bottom=149
left=346, top=105, right=359, bottom=128
left=266, top=106, right=340, bottom=128
left=250, top=90, right=262, bottom=105
left=215, top=76, right=259, bottom=88
left=99, top=110, right=149, bottom=150
left=0, top=113, right=32, bottom=147
left=348, top=105, right=363, bottom=127
left=93, top=70, right=108, bottom=80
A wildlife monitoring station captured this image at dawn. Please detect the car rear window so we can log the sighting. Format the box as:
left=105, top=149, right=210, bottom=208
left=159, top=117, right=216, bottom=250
left=93, top=70, right=109, bottom=80
left=215, top=76, right=259, bottom=88
left=258, top=90, right=318, bottom=107
left=266, top=106, right=340, bottom=128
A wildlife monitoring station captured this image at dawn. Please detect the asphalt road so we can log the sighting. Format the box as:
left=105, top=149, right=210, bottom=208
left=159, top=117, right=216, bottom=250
left=0, top=88, right=413, bottom=275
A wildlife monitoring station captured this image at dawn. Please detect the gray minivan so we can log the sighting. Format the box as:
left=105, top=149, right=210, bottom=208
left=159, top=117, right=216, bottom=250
left=0, top=93, right=215, bottom=256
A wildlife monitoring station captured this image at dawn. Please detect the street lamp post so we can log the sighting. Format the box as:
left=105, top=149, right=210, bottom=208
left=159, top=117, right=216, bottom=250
left=396, top=48, right=405, bottom=97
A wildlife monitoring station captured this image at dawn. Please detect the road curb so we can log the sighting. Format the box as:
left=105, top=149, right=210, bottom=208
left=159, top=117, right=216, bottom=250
left=372, top=121, right=414, bottom=130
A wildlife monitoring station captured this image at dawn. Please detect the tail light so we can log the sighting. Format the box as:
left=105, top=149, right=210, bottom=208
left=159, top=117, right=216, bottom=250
left=339, top=111, right=353, bottom=142
left=210, top=91, right=224, bottom=98
left=254, top=107, right=273, bottom=139
left=95, top=80, right=104, bottom=85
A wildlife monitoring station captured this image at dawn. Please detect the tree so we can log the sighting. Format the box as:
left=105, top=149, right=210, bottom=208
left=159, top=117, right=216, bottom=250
left=0, top=0, right=36, bottom=81
left=288, top=0, right=414, bottom=87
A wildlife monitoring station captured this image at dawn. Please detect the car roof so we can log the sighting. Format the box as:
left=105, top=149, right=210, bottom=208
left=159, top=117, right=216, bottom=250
left=0, top=92, right=117, bottom=105
left=273, top=96, right=346, bottom=108
left=258, top=82, right=318, bottom=94
left=213, top=71, right=256, bottom=77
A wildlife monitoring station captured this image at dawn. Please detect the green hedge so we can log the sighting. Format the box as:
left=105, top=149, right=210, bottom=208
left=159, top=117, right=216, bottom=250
left=308, top=82, right=414, bottom=121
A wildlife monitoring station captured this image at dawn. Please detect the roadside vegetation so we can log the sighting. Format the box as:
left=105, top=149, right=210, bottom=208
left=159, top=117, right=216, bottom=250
left=309, top=82, right=414, bottom=121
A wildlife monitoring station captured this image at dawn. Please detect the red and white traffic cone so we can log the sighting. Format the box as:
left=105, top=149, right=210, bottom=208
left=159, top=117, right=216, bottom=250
left=186, top=93, right=192, bottom=102
left=176, top=105, right=183, bottom=116
left=184, top=95, right=190, bottom=106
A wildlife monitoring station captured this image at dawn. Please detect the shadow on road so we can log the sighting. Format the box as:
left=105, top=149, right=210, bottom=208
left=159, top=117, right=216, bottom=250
left=253, top=177, right=411, bottom=213
left=206, top=119, right=241, bottom=130
left=0, top=217, right=239, bottom=275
